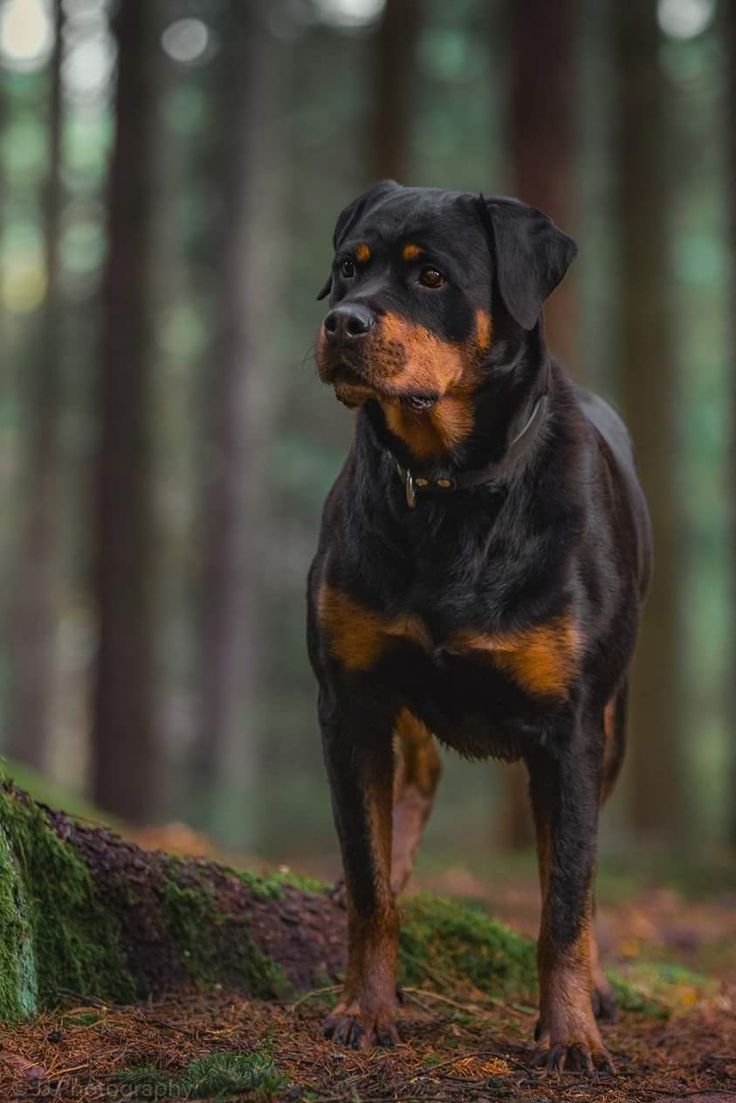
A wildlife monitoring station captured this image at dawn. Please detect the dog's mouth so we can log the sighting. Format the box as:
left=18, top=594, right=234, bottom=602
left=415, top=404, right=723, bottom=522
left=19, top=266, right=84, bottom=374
left=328, top=360, right=439, bottom=413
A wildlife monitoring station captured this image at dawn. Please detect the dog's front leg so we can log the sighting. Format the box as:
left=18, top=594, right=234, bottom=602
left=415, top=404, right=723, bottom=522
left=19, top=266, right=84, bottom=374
left=527, top=737, right=615, bottom=1075
left=320, top=686, right=399, bottom=1049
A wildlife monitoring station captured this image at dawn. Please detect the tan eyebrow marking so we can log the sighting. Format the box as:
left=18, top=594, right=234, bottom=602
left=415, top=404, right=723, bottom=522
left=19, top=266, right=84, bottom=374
left=355, top=242, right=371, bottom=262
left=402, top=243, right=422, bottom=261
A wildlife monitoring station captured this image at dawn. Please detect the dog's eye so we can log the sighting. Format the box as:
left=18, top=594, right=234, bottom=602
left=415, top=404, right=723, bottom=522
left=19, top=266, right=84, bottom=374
left=340, top=258, right=355, bottom=279
left=419, top=266, right=445, bottom=289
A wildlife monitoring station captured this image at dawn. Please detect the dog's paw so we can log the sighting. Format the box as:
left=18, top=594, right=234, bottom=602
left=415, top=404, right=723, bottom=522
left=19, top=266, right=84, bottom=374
left=592, top=983, right=618, bottom=1023
left=533, top=1017, right=615, bottom=1075
left=323, top=1001, right=399, bottom=1050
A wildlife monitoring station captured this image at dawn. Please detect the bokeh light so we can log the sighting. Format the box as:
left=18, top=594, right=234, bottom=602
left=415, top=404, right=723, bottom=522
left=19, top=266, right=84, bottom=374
left=315, top=0, right=384, bottom=29
left=657, top=0, right=715, bottom=39
left=0, top=0, right=53, bottom=72
left=161, top=18, right=210, bottom=65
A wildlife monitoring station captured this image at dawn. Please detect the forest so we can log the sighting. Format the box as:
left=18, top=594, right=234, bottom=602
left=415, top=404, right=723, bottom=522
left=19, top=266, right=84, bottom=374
left=0, top=0, right=734, bottom=1101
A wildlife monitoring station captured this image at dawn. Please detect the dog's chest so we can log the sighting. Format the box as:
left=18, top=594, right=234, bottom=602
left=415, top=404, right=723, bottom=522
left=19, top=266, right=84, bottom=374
left=317, top=582, right=580, bottom=701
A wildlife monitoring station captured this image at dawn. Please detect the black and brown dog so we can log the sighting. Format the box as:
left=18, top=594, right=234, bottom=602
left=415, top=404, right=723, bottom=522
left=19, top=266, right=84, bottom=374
left=307, top=181, right=652, bottom=1074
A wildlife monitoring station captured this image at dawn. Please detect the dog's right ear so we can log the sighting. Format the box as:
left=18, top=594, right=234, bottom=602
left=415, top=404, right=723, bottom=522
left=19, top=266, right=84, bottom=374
left=317, top=180, right=401, bottom=300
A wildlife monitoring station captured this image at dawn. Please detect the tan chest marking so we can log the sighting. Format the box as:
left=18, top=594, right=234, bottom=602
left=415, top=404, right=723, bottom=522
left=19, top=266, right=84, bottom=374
left=317, top=585, right=431, bottom=672
left=318, top=587, right=580, bottom=696
left=450, top=614, right=581, bottom=698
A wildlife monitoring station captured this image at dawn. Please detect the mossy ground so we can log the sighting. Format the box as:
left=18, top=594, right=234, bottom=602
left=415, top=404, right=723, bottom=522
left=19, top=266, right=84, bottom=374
left=0, top=773, right=691, bottom=1028
left=0, top=780, right=135, bottom=1021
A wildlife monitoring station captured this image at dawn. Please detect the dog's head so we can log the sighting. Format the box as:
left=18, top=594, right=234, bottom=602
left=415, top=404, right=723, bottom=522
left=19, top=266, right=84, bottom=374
left=316, top=181, right=576, bottom=458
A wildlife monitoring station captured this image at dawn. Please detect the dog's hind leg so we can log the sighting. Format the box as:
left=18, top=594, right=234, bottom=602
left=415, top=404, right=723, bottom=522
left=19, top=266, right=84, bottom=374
left=590, top=681, right=629, bottom=1022
left=391, top=709, right=442, bottom=895
left=601, top=681, right=628, bottom=805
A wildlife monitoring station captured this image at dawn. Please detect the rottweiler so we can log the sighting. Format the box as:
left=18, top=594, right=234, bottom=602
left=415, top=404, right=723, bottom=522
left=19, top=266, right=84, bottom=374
left=307, top=180, right=652, bottom=1074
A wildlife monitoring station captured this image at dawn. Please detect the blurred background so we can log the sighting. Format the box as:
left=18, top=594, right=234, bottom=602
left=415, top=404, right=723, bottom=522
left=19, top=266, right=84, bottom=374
left=0, top=0, right=733, bottom=877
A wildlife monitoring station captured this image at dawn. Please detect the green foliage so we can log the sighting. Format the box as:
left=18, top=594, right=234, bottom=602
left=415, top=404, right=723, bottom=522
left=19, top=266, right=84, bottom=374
left=0, top=780, right=135, bottom=1021
left=119, top=1050, right=289, bottom=1101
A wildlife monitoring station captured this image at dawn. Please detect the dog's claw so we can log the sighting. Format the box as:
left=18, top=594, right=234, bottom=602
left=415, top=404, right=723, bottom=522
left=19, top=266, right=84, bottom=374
left=533, top=1032, right=616, bottom=1076
left=323, top=1005, right=399, bottom=1051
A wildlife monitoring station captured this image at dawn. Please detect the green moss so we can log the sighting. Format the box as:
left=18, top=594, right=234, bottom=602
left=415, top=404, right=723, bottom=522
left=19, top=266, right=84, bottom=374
left=119, top=1050, right=289, bottom=1100
left=0, top=820, right=37, bottom=1019
left=399, top=894, right=669, bottom=1020
left=158, top=864, right=292, bottom=1000
left=61, top=1010, right=104, bottom=1027
left=400, top=894, right=537, bottom=999
left=270, top=869, right=328, bottom=896
left=233, top=868, right=287, bottom=901
left=0, top=782, right=135, bottom=1021
left=233, top=867, right=328, bottom=900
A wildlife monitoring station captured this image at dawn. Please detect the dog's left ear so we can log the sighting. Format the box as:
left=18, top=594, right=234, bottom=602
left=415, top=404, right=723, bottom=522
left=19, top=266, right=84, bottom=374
left=480, top=197, right=577, bottom=330
left=317, top=180, right=402, bottom=300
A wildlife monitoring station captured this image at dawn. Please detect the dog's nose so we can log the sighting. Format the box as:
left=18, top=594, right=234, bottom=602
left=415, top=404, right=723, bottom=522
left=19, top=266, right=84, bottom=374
left=323, top=304, right=375, bottom=341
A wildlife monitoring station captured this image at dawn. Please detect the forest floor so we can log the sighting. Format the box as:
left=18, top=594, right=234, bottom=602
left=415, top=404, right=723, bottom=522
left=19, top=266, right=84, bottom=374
left=0, top=833, right=734, bottom=1103
left=1, top=860, right=736, bottom=1103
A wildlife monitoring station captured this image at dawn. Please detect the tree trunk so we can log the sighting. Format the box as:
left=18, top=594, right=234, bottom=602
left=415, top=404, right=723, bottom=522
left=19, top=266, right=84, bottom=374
left=0, top=779, right=548, bottom=1024
left=498, top=0, right=579, bottom=850
left=192, top=2, right=283, bottom=844
left=91, top=0, right=159, bottom=823
left=614, top=2, right=684, bottom=841
left=7, top=0, right=64, bottom=769
left=725, top=0, right=736, bottom=846
left=371, top=0, right=419, bottom=181
left=507, top=0, right=579, bottom=373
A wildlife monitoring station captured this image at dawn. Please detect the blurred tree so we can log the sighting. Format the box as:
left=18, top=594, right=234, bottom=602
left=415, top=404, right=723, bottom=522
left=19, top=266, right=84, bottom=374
left=498, top=0, right=580, bottom=850
left=90, top=0, right=160, bottom=823
left=507, top=0, right=579, bottom=373
left=191, top=0, right=283, bottom=844
left=614, top=0, right=685, bottom=840
left=726, top=0, right=736, bottom=845
left=8, top=0, right=64, bottom=769
left=371, top=0, right=419, bottom=181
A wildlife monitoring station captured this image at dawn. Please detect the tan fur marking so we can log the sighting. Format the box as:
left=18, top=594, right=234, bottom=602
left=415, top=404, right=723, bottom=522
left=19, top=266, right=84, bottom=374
left=537, top=914, right=596, bottom=1042
left=402, top=243, right=422, bottom=260
left=383, top=394, right=475, bottom=458
left=375, top=313, right=480, bottom=459
left=391, top=710, right=442, bottom=895
left=317, top=585, right=431, bottom=671
left=475, top=308, right=493, bottom=351
left=355, top=242, right=371, bottom=263
left=449, top=614, right=581, bottom=697
left=320, top=309, right=491, bottom=459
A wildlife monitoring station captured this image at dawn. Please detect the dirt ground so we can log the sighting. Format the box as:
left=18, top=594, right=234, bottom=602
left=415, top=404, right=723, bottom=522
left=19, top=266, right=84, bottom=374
left=1, top=856, right=734, bottom=1103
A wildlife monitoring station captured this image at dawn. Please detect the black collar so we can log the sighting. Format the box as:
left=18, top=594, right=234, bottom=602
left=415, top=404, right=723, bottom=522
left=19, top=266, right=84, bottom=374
left=389, top=389, right=549, bottom=509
